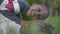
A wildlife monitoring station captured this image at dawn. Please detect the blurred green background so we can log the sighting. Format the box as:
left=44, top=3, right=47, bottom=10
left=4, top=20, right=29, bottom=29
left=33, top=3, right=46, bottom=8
left=21, top=16, right=60, bottom=34
left=21, top=0, right=60, bottom=34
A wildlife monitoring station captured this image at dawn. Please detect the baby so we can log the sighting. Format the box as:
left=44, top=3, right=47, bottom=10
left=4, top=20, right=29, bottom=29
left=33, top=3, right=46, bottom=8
left=21, top=3, right=54, bottom=34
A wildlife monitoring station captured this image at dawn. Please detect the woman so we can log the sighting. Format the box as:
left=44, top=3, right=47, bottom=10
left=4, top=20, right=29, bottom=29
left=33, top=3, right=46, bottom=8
left=0, top=0, right=30, bottom=34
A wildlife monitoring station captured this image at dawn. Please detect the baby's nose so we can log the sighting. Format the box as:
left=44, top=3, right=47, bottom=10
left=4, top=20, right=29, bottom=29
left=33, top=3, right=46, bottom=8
left=34, top=12, right=40, bottom=16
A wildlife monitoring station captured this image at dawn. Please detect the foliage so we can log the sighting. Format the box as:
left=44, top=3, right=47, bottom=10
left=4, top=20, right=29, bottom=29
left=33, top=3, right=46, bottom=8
left=26, top=0, right=43, bottom=5
left=55, top=0, right=60, bottom=8
left=45, top=16, right=60, bottom=34
left=26, top=0, right=60, bottom=8
left=21, top=16, right=60, bottom=34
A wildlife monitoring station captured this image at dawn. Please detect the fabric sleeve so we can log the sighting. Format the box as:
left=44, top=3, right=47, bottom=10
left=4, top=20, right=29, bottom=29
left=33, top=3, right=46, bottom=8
left=18, top=0, right=30, bottom=14
left=0, top=0, right=3, bottom=5
left=17, top=1, right=30, bottom=18
left=0, top=10, right=21, bottom=24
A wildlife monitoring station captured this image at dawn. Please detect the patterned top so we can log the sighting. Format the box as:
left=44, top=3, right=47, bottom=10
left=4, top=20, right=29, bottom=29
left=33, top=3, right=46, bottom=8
left=0, top=0, right=30, bottom=24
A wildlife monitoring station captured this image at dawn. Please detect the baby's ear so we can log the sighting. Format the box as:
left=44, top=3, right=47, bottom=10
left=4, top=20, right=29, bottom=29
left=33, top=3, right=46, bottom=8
left=32, top=3, right=38, bottom=6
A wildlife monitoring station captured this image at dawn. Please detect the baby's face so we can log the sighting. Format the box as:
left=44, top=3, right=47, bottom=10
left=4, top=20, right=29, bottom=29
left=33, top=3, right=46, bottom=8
left=26, top=4, right=48, bottom=20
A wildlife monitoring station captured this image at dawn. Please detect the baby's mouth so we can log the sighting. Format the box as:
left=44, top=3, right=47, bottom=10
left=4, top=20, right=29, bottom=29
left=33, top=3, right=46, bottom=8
left=32, top=14, right=41, bottom=19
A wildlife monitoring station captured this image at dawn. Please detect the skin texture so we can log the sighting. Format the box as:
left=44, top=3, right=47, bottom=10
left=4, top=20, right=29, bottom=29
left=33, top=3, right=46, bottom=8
left=26, top=4, right=48, bottom=20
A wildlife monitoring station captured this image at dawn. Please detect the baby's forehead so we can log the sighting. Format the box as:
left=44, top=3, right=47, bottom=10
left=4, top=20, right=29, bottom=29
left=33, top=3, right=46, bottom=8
left=30, top=4, right=47, bottom=11
left=31, top=5, right=43, bottom=9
